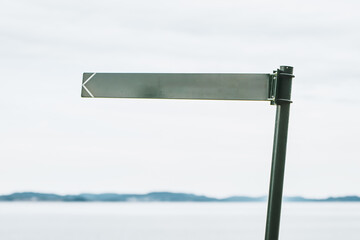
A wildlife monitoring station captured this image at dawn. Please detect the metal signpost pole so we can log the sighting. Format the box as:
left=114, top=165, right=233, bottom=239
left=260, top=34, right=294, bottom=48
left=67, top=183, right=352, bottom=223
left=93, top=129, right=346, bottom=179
left=81, top=65, right=294, bottom=240
left=265, top=66, right=294, bottom=240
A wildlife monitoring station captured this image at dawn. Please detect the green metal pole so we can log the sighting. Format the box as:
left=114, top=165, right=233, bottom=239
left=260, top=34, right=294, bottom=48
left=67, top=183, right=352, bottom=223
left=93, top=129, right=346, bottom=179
left=265, top=66, right=294, bottom=240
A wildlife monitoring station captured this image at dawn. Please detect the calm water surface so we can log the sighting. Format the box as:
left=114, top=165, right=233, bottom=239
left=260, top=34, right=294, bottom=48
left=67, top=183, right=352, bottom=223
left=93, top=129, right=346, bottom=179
left=0, top=202, right=359, bottom=240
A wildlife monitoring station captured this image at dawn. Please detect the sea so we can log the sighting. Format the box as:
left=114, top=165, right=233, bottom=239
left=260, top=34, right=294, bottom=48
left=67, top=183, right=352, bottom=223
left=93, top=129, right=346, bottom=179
left=0, top=202, right=359, bottom=240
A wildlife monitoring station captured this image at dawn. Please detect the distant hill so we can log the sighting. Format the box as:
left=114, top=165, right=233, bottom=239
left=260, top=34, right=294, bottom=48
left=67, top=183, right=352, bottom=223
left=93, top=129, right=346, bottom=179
left=78, top=192, right=218, bottom=202
left=0, top=192, right=359, bottom=202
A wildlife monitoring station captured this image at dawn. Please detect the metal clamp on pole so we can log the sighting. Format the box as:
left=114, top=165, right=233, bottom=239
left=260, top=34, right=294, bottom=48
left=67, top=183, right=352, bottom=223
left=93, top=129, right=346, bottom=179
left=265, top=66, right=294, bottom=240
left=275, top=66, right=294, bottom=104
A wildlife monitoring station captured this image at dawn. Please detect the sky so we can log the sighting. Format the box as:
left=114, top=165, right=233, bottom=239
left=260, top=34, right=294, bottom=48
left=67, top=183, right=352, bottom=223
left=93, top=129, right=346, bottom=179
left=1, top=0, right=359, bottom=198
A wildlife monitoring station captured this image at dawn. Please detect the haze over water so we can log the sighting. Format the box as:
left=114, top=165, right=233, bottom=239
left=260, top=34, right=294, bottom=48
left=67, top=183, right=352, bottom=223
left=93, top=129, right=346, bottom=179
left=1, top=202, right=359, bottom=240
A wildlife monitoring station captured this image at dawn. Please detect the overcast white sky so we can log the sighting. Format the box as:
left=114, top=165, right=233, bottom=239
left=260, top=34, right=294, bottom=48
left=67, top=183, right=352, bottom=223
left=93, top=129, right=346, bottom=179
left=1, top=0, right=359, bottom=198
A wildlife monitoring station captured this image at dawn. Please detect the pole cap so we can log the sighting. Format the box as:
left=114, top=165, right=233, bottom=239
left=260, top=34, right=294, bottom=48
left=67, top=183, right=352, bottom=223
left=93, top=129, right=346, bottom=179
left=280, top=66, right=294, bottom=74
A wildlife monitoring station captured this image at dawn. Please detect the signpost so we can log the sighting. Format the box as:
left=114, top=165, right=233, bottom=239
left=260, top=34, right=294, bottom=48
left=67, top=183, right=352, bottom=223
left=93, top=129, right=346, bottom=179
left=81, top=66, right=294, bottom=240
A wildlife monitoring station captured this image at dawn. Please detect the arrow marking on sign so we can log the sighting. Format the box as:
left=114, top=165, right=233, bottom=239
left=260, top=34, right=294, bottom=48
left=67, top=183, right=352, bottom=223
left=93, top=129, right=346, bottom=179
left=82, top=73, right=96, bottom=98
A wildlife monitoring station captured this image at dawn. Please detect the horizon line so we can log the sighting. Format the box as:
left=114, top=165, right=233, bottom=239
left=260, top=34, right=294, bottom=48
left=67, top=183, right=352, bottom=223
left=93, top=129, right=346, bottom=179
left=1, top=191, right=360, bottom=202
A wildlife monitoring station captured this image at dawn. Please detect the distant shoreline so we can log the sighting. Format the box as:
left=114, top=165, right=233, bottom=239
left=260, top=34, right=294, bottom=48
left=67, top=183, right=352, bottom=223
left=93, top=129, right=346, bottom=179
left=1, top=192, right=359, bottom=202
